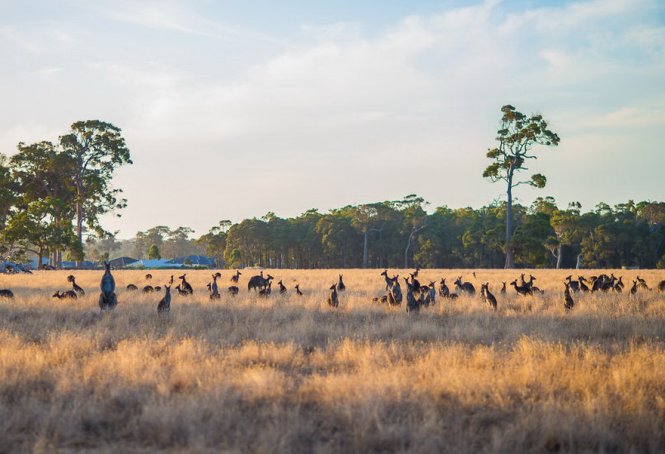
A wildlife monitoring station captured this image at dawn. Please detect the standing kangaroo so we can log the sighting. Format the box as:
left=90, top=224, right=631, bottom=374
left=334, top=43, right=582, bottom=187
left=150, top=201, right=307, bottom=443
left=98, top=261, right=117, bottom=311
left=158, top=285, right=172, bottom=313
left=327, top=284, right=339, bottom=307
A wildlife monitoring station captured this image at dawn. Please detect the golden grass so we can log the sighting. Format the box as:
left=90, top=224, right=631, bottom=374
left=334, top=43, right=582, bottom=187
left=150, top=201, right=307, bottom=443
left=0, top=269, right=664, bottom=452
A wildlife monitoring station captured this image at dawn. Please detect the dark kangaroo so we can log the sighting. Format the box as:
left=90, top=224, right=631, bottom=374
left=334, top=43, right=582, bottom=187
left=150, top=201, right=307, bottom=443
left=98, top=261, right=117, bottom=311
left=157, top=285, right=172, bottom=313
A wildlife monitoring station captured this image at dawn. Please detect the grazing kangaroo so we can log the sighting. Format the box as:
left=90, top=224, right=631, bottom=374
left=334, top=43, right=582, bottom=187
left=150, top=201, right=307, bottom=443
left=438, top=278, right=450, bottom=297
left=480, top=283, right=497, bottom=310
left=53, top=290, right=77, bottom=300
left=337, top=274, right=346, bottom=292
left=0, top=289, right=14, bottom=298
left=565, top=275, right=580, bottom=292
left=510, top=280, right=532, bottom=296
left=372, top=295, right=389, bottom=304
left=278, top=280, right=287, bottom=294
left=126, top=284, right=138, bottom=291
left=295, top=284, right=303, bottom=296
left=157, top=285, right=171, bottom=313
left=564, top=282, right=575, bottom=311
left=248, top=273, right=272, bottom=292
left=231, top=270, right=242, bottom=283
left=327, top=284, right=339, bottom=307
left=179, top=274, right=194, bottom=295
left=259, top=281, right=272, bottom=297
left=454, top=276, right=476, bottom=296
left=98, top=261, right=117, bottom=311
left=67, top=275, right=85, bottom=296
left=658, top=280, right=665, bottom=292
left=228, top=286, right=239, bottom=296
left=142, top=285, right=155, bottom=293
left=145, top=273, right=152, bottom=280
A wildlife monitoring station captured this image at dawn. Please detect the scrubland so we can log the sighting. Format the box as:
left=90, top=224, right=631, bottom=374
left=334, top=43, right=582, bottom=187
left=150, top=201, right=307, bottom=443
left=0, top=269, right=664, bottom=452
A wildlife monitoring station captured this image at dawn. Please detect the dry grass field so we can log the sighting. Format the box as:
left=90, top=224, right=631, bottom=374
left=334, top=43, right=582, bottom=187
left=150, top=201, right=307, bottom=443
left=1, top=268, right=664, bottom=452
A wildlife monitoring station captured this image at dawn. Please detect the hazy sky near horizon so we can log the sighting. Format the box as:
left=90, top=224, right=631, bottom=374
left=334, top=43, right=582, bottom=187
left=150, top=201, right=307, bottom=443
left=1, top=0, right=664, bottom=238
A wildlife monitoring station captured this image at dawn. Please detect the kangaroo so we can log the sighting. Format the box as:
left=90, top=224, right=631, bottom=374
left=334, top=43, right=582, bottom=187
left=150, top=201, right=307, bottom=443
left=510, top=280, right=532, bottom=296
left=337, top=274, right=346, bottom=292
left=372, top=295, right=389, bottom=304
left=248, top=273, right=272, bottom=292
left=179, top=274, right=194, bottom=295
left=278, top=280, right=287, bottom=294
left=390, top=280, right=403, bottom=305
left=327, top=284, right=339, bottom=307
left=565, top=275, right=580, bottom=292
left=295, top=284, right=303, bottom=296
left=500, top=282, right=507, bottom=295
left=454, top=276, right=476, bottom=296
left=145, top=273, right=153, bottom=280
left=98, top=261, right=117, bottom=311
left=175, top=284, right=189, bottom=296
left=636, top=276, right=650, bottom=290
left=231, top=270, right=242, bottom=283
left=228, top=286, right=239, bottom=296
left=67, top=275, right=85, bottom=296
left=578, top=276, right=590, bottom=292
left=157, top=285, right=172, bottom=313
left=404, top=278, right=419, bottom=313
left=126, top=284, right=138, bottom=291
left=169, top=275, right=174, bottom=285
left=0, top=289, right=14, bottom=298
left=259, top=281, right=272, bottom=297
left=613, top=276, right=624, bottom=293
left=564, top=282, right=575, bottom=311
left=210, top=274, right=220, bottom=300
left=142, top=285, right=155, bottom=293
left=658, top=280, right=665, bottom=292
left=53, top=290, right=77, bottom=300
left=480, top=283, right=497, bottom=310
left=381, top=270, right=398, bottom=291
left=425, top=282, right=436, bottom=306
left=438, top=278, right=450, bottom=297
left=630, top=280, right=639, bottom=295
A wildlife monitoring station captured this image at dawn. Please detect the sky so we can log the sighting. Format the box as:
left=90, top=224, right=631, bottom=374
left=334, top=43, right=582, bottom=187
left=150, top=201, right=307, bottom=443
left=1, top=0, right=664, bottom=238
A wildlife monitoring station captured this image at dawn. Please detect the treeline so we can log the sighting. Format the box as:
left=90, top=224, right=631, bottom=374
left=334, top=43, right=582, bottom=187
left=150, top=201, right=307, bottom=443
left=88, top=195, right=665, bottom=270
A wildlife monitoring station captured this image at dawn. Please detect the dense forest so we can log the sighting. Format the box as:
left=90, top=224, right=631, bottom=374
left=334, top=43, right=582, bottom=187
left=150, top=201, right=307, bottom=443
left=87, top=195, right=665, bottom=270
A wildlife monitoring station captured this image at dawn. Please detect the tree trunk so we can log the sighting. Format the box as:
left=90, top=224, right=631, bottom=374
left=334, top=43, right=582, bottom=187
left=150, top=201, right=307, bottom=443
left=75, top=198, right=83, bottom=266
left=576, top=252, right=583, bottom=269
left=556, top=243, right=563, bottom=269
left=362, top=230, right=369, bottom=268
left=505, top=176, right=514, bottom=269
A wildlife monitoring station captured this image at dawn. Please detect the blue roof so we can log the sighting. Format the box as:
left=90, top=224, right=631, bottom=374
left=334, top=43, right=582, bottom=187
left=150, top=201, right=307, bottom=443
left=170, top=255, right=216, bottom=266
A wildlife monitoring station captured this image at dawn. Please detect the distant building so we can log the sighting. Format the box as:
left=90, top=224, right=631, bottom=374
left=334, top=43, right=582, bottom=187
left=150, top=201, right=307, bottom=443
left=109, top=257, right=139, bottom=268
left=60, top=261, right=97, bottom=270
left=170, top=255, right=216, bottom=267
left=126, top=259, right=184, bottom=269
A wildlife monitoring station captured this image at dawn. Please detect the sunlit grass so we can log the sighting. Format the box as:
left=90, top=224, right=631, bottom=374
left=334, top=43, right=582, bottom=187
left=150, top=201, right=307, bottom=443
left=0, top=269, right=664, bottom=451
